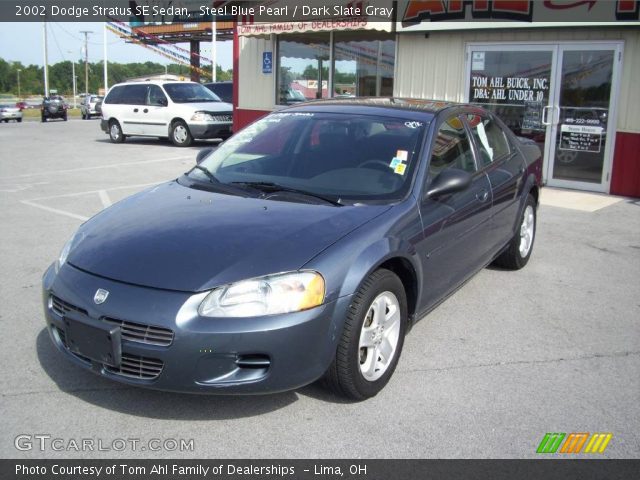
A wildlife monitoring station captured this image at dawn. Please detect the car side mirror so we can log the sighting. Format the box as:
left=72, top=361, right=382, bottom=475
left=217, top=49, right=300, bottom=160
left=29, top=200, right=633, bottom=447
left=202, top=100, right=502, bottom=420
left=157, top=98, right=168, bottom=107
left=196, top=148, right=214, bottom=164
left=426, top=168, right=472, bottom=199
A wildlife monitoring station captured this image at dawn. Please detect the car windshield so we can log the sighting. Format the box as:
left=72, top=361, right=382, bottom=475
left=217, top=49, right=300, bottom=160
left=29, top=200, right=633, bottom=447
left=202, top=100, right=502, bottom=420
left=188, top=111, right=429, bottom=203
left=163, top=83, right=220, bottom=103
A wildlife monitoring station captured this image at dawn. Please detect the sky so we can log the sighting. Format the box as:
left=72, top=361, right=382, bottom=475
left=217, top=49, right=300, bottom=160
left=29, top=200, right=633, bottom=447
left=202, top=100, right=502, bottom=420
left=0, top=22, right=233, bottom=70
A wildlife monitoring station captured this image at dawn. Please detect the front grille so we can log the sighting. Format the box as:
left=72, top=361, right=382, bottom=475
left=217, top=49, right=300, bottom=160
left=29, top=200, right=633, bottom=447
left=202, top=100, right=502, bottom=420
left=50, top=295, right=173, bottom=347
left=104, top=317, right=174, bottom=346
left=50, top=295, right=88, bottom=317
left=105, top=353, right=164, bottom=379
left=208, top=113, right=232, bottom=122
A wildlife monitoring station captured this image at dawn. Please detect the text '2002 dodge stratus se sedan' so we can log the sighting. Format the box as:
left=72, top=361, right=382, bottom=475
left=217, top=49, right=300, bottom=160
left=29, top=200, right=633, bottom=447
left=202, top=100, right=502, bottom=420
left=43, top=98, right=542, bottom=400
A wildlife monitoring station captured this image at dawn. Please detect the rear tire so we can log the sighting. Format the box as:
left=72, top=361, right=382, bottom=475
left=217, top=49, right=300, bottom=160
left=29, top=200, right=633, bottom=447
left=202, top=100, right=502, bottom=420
left=170, top=120, right=193, bottom=147
left=323, top=269, right=407, bottom=400
left=493, top=193, right=537, bottom=270
left=17, top=118, right=22, bottom=123
left=109, top=120, right=125, bottom=143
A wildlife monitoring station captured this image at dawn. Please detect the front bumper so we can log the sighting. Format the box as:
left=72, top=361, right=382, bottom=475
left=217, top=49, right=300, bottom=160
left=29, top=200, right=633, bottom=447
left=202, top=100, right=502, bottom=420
left=42, top=263, right=349, bottom=394
left=188, top=121, right=233, bottom=140
left=100, top=119, right=108, bottom=133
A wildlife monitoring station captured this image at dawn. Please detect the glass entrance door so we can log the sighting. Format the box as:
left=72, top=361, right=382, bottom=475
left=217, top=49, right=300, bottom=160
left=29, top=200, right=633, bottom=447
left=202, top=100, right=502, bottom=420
left=466, top=42, right=622, bottom=193
left=547, top=44, right=622, bottom=191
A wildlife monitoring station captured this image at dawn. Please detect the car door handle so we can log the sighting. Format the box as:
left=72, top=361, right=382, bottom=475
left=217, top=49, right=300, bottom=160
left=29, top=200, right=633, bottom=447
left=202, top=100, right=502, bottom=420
left=476, top=190, right=490, bottom=203
left=143, top=108, right=148, bottom=113
left=133, top=108, right=139, bottom=113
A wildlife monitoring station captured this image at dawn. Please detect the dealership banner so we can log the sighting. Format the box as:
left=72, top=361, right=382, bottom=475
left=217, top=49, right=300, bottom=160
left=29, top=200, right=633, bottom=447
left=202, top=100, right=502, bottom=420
left=1, top=0, right=639, bottom=23
left=3, top=459, right=640, bottom=479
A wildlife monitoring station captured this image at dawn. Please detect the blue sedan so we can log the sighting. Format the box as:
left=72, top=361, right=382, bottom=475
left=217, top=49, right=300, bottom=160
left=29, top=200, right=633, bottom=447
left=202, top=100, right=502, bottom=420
left=42, top=98, right=542, bottom=400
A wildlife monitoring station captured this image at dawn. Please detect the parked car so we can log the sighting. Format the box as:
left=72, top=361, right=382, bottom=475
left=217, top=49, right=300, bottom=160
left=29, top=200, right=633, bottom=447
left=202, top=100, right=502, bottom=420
left=203, top=81, right=233, bottom=104
left=43, top=98, right=542, bottom=400
left=41, top=96, right=68, bottom=122
left=80, top=94, right=104, bottom=119
left=100, top=81, right=233, bottom=147
left=0, top=104, right=23, bottom=122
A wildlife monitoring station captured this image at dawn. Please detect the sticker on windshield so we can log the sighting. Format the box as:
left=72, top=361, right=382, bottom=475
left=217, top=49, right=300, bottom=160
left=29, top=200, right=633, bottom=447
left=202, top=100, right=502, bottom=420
left=394, top=163, right=407, bottom=175
left=389, top=157, right=403, bottom=168
left=404, top=121, right=423, bottom=129
left=396, top=150, right=408, bottom=161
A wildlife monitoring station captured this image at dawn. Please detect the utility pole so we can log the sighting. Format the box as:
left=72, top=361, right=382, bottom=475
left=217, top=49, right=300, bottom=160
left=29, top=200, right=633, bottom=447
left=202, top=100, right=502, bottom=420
left=17, top=69, right=21, bottom=100
left=68, top=51, right=77, bottom=108
left=43, top=22, right=49, bottom=97
left=80, top=30, right=93, bottom=95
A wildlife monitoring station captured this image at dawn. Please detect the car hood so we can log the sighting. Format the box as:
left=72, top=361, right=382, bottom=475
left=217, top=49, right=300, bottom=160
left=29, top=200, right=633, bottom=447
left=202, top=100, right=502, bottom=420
left=176, top=101, right=232, bottom=113
left=68, top=181, right=389, bottom=292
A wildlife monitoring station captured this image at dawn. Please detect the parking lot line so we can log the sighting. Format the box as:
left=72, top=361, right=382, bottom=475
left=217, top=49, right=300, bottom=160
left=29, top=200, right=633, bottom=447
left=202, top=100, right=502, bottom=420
left=0, top=156, right=192, bottom=180
left=20, top=199, right=89, bottom=221
left=20, top=182, right=161, bottom=221
left=98, top=190, right=112, bottom=208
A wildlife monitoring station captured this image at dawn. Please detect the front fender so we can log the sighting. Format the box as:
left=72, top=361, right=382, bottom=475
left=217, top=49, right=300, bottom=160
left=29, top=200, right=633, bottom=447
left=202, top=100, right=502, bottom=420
left=303, top=201, right=424, bottom=337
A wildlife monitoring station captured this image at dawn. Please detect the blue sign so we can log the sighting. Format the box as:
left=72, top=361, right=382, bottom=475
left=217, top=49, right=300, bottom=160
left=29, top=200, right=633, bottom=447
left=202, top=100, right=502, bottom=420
left=262, top=52, right=273, bottom=74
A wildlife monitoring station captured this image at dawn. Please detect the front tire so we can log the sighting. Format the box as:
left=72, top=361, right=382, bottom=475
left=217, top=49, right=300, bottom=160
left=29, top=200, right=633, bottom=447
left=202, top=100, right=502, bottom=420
left=109, top=120, right=125, bottom=143
left=170, top=120, right=193, bottom=147
left=324, top=269, right=407, bottom=400
left=493, top=193, right=537, bottom=270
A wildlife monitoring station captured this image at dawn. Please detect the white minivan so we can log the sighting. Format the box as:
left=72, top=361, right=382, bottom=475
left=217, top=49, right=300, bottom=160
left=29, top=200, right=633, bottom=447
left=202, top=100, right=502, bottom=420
left=100, top=81, right=233, bottom=147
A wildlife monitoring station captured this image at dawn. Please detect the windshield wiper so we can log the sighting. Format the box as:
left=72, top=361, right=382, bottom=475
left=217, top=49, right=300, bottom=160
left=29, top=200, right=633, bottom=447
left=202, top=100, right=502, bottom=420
left=232, top=181, right=343, bottom=206
left=190, top=165, right=219, bottom=184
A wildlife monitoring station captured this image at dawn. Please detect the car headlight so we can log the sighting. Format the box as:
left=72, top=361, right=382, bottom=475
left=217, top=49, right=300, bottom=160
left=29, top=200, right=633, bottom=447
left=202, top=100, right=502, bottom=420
left=56, top=231, right=84, bottom=272
left=199, top=271, right=325, bottom=318
left=191, top=111, right=215, bottom=122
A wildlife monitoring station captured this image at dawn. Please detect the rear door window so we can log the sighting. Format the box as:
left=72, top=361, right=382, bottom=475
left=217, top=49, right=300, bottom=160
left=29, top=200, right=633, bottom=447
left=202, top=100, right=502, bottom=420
left=119, top=85, right=148, bottom=106
left=466, top=114, right=511, bottom=168
left=428, top=115, right=477, bottom=177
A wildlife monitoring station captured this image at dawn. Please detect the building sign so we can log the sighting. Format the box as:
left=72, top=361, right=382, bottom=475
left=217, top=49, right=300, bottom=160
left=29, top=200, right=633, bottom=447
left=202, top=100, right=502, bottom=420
left=470, top=75, right=549, bottom=103
left=238, top=0, right=393, bottom=35
left=397, top=0, right=640, bottom=30
left=560, top=125, right=603, bottom=153
left=262, top=51, right=273, bottom=74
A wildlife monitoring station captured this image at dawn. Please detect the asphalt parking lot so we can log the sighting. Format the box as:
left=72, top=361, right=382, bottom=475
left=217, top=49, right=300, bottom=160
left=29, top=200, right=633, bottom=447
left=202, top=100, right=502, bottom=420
left=1, top=119, right=638, bottom=459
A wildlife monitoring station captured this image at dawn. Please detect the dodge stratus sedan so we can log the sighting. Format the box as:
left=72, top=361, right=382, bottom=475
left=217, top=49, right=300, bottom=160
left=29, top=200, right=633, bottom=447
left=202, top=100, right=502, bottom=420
left=43, top=98, right=542, bottom=400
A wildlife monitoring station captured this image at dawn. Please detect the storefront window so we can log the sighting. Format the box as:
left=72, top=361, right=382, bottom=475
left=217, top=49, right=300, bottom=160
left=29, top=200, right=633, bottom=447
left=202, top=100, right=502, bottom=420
left=277, top=33, right=330, bottom=105
left=277, top=31, right=396, bottom=105
left=333, top=31, right=395, bottom=97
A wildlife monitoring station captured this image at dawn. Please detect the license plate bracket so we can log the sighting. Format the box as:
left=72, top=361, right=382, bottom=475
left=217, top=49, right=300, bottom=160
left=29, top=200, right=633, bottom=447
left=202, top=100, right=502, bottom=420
left=64, top=316, right=122, bottom=367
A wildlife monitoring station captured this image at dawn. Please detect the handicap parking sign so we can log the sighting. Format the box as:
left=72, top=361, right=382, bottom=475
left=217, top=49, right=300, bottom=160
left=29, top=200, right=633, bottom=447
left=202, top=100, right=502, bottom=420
left=263, top=52, right=273, bottom=74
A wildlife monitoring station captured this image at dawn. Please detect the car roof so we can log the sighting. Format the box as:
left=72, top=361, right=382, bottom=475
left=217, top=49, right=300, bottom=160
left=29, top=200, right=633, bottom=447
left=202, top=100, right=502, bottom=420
left=111, top=80, right=200, bottom=88
left=281, top=97, right=470, bottom=120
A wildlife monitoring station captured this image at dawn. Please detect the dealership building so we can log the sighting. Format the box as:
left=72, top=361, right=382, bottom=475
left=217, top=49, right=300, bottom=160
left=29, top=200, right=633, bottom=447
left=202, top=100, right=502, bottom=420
left=231, top=1, right=640, bottom=197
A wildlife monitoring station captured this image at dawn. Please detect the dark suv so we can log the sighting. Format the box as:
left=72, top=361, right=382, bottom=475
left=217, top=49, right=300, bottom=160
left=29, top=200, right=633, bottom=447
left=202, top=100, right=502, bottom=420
left=204, top=81, right=233, bottom=104
left=41, top=96, right=68, bottom=122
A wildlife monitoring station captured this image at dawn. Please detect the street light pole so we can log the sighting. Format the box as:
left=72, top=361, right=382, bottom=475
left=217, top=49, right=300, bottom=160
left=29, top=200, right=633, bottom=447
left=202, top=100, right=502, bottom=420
left=17, top=69, right=21, bottom=100
left=80, top=30, right=93, bottom=96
